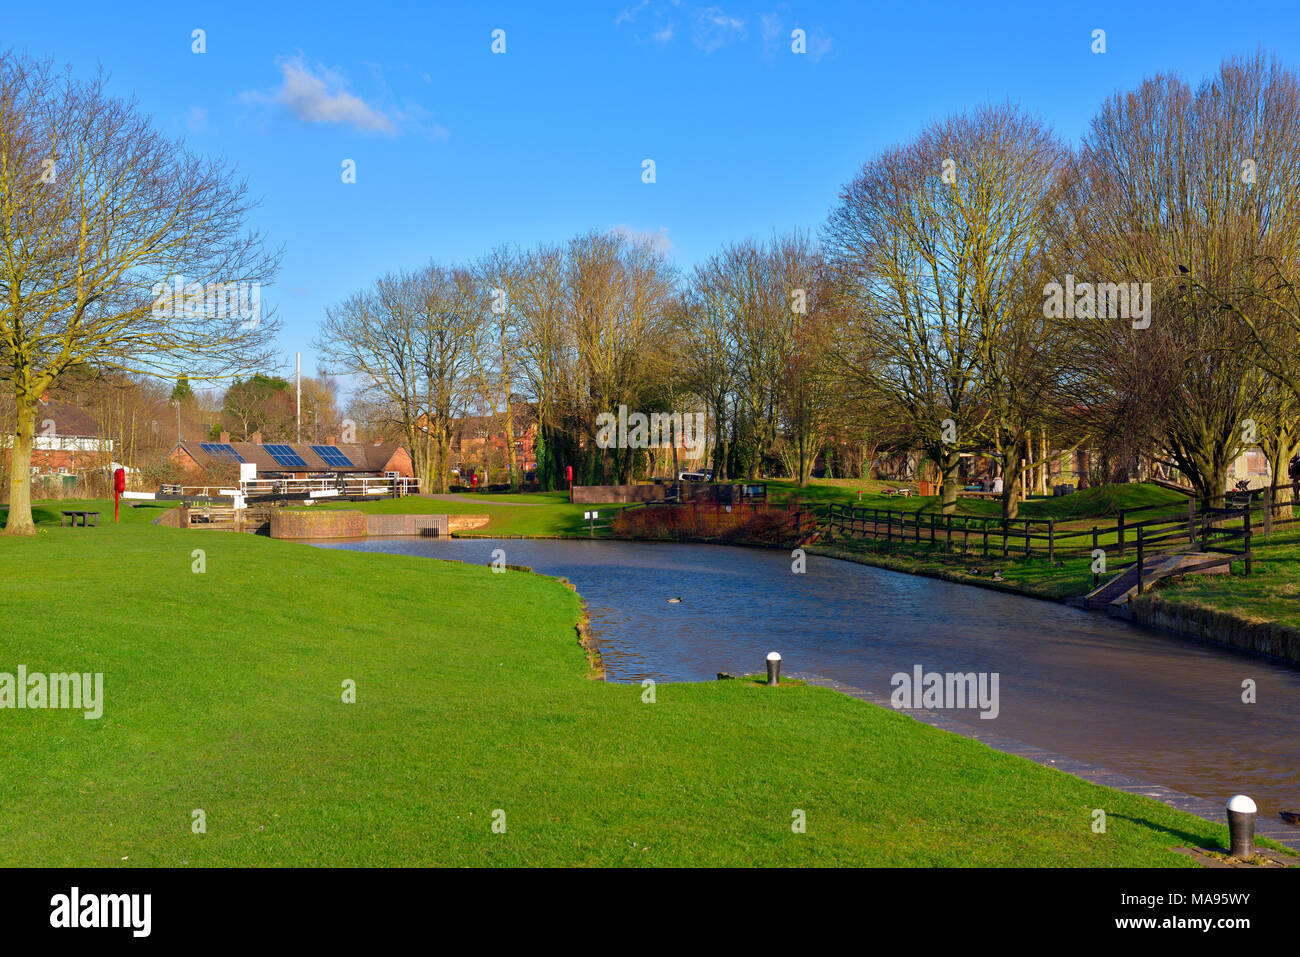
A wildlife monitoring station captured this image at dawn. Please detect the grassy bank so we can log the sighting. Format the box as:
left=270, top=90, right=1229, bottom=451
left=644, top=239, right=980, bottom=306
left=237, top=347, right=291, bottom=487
left=810, top=540, right=1098, bottom=602
left=0, top=497, right=1274, bottom=866
left=311, top=491, right=631, bottom=538
left=769, top=477, right=1186, bottom=521
left=1152, top=523, right=1300, bottom=631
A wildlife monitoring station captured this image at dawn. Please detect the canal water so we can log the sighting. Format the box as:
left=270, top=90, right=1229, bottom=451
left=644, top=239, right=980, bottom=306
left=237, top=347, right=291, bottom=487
left=317, top=537, right=1300, bottom=815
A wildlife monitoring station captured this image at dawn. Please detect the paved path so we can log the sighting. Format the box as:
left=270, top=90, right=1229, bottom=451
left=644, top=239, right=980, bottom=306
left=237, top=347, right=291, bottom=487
left=801, top=674, right=1300, bottom=852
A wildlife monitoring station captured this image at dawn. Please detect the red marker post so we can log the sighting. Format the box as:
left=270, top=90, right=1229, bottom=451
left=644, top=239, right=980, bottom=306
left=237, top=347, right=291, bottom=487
left=113, top=467, right=126, bottom=522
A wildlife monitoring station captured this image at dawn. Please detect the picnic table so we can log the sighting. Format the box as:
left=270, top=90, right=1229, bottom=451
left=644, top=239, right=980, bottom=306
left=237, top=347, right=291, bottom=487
left=60, top=510, right=99, bottom=527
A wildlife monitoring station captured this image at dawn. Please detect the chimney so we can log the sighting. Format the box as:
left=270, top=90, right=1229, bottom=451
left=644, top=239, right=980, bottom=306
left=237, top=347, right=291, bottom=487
left=326, top=435, right=337, bottom=446
left=219, top=431, right=230, bottom=444
left=252, top=431, right=263, bottom=445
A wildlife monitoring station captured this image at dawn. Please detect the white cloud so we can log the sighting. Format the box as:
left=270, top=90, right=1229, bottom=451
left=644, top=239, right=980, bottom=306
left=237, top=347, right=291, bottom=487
left=185, top=105, right=208, bottom=134
left=615, top=0, right=650, bottom=25
left=693, top=6, right=747, bottom=52
left=653, top=23, right=676, bottom=43
left=242, top=54, right=394, bottom=133
left=609, top=224, right=672, bottom=254
left=806, top=30, right=833, bottom=62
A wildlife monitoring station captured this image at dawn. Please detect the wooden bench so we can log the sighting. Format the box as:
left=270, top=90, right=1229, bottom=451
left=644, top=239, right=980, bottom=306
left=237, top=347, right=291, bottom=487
left=60, top=510, right=99, bottom=527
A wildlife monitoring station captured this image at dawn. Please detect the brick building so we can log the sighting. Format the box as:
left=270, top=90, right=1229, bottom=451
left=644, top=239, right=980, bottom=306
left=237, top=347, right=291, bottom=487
left=25, top=398, right=115, bottom=476
left=169, top=432, right=413, bottom=480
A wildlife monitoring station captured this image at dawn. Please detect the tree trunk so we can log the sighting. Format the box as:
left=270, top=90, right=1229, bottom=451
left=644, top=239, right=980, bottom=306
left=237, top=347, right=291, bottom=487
left=4, top=395, right=37, bottom=535
left=938, top=447, right=961, bottom=514
left=999, top=433, right=1032, bottom=520
left=1271, top=450, right=1296, bottom=520
left=1262, top=430, right=1297, bottom=521
left=503, top=397, right=518, bottom=488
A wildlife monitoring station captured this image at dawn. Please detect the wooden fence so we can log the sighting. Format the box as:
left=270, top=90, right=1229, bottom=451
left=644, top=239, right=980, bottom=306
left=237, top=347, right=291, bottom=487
left=823, top=485, right=1276, bottom=584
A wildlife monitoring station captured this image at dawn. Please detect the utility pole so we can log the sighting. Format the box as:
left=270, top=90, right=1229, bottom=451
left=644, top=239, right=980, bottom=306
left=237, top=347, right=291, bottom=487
left=296, top=351, right=302, bottom=444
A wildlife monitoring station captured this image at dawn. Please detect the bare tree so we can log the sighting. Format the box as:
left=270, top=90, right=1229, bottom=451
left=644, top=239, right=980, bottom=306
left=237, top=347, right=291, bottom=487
left=0, top=53, right=279, bottom=533
left=317, top=263, right=482, bottom=493
left=1060, top=54, right=1300, bottom=506
left=826, top=104, right=1060, bottom=512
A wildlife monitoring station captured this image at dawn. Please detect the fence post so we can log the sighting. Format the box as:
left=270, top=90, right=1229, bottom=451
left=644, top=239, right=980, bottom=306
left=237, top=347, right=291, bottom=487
left=983, top=519, right=989, bottom=557
left=1117, top=510, right=1126, bottom=556
left=1244, top=509, right=1252, bottom=577
left=946, top=514, right=952, bottom=547
left=1048, top=520, right=1055, bottom=563
left=1137, top=527, right=1145, bottom=595
left=1265, top=482, right=1273, bottom=538
left=930, top=513, right=936, bottom=543
left=915, top=510, right=921, bottom=543
left=1092, top=526, right=1100, bottom=589
left=1024, top=519, right=1031, bottom=557
left=1001, top=519, right=1008, bottom=557
left=1188, top=498, right=1197, bottom=546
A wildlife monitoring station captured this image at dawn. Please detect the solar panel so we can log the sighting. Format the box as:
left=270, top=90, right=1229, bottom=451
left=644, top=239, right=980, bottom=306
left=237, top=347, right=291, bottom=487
left=199, top=443, right=245, bottom=463
left=263, top=444, right=308, bottom=468
left=311, top=445, right=355, bottom=468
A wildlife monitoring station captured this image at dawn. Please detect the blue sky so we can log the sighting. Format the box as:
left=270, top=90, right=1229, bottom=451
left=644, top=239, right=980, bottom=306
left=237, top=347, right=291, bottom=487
left=7, top=1, right=1300, bottom=381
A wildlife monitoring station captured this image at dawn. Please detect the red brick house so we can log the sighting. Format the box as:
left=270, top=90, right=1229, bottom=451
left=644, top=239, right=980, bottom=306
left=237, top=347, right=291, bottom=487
left=25, top=398, right=115, bottom=476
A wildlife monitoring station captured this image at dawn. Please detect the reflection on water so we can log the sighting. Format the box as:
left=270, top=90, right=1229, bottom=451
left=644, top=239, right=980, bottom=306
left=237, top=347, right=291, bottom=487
left=316, top=537, right=1300, bottom=814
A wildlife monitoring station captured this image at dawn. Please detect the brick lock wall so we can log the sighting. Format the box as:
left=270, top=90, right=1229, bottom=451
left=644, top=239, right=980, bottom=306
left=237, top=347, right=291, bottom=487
left=365, top=514, right=448, bottom=536
left=447, top=514, right=490, bottom=532
left=269, top=509, right=367, bottom=539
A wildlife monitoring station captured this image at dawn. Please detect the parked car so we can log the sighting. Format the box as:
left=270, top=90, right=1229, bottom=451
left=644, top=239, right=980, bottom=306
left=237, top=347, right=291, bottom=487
left=677, top=469, right=713, bottom=482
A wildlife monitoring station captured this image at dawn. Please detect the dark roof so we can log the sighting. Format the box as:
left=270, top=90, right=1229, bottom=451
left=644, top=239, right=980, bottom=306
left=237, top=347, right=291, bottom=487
left=35, top=399, right=104, bottom=437
left=174, top=441, right=403, bottom=473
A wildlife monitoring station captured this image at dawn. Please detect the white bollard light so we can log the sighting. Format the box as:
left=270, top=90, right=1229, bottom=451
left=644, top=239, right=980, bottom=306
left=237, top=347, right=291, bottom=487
left=766, top=651, right=782, bottom=686
left=1226, top=794, right=1257, bottom=859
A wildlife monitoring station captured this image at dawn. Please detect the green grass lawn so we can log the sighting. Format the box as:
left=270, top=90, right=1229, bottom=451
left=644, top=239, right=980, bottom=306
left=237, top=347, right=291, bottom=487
left=0, top=497, right=1275, bottom=866
left=771, top=479, right=1186, bottom=522
left=306, top=491, right=633, bottom=538
left=811, top=540, right=1100, bottom=601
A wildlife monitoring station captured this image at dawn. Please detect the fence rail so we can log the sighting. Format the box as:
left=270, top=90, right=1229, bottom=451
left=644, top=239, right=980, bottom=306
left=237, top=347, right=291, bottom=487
left=823, top=483, right=1278, bottom=582
left=159, top=475, right=420, bottom=501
